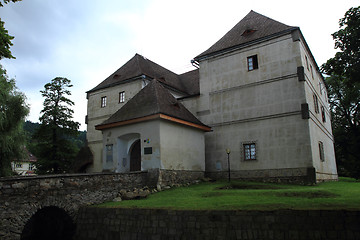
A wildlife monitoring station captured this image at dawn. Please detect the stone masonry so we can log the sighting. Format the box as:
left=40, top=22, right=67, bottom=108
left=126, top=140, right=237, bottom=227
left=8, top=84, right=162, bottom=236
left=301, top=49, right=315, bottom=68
left=0, top=169, right=204, bottom=240
left=75, top=208, right=360, bottom=240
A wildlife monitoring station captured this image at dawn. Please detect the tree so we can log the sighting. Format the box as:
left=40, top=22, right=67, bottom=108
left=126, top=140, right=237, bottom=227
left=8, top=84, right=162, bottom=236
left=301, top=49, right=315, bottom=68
left=322, top=6, right=360, bottom=84
left=0, top=0, right=22, bottom=7
left=0, top=0, right=22, bottom=59
left=33, top=77, right=80, bottom=174
left=0, top=65, right=29, bottom=176
left=321, top=6, right=360, bottom=178
left=0, top=19, right=15, bottom=59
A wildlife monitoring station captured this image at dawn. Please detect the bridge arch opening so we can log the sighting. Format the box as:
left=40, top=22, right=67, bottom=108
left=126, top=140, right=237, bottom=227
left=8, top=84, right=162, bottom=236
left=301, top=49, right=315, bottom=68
left=21, top=206, right=75, bottom=240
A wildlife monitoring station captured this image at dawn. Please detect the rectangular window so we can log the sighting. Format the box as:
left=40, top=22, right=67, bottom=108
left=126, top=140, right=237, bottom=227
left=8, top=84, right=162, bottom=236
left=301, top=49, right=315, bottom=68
left=244, top=143, right=256, bottom=161
left=319, top=141, right=325, bottom=162
left=305, top=56, right=309, bottom=70
left=321, top=106, right=326, bottom=123
left=313, top=94, right=319, bottom=113
left=247, top=55, right=258, bottom=71
left=15, top=163, right=22, bottom=168
left=310, top=65, right=314, bottom=79
left=106, top=144, right=113, bottom=163
left=101, top=96, right=107, bottom=108
left=119, top=91, right=125, bottom=103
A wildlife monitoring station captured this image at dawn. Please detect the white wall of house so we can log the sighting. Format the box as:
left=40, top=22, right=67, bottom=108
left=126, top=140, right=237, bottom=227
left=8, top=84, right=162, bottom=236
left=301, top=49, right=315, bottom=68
left=197, top=33, right=310, bottom=173
left=101, top=120, right=161, bottom=172
left=11, top=161, right=36, bottom=176
left=86, top=80, right=142, bottom=172
left=100, top=119, right=206, bottom=173
left=298, top=34, right=338, bottom=180
left=159, top=121, right=205, bottom=171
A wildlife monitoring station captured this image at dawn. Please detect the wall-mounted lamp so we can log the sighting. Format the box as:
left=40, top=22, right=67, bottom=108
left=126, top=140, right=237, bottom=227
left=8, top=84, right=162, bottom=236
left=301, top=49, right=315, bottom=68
left=226, top=148, right=231, bottom=182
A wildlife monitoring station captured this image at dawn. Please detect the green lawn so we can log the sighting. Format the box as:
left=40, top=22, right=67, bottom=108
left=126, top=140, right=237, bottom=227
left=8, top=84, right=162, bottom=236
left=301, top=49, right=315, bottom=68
left=96, top=177, right=360, bottom=210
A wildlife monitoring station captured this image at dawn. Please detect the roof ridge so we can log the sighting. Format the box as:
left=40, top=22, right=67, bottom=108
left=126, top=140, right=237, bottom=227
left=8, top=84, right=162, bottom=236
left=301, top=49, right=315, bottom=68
left=194, top=10, right=296, bottom=60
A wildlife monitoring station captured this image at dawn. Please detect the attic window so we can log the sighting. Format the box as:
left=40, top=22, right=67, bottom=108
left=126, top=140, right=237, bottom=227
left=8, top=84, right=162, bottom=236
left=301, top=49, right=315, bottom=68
left=242, top=29, right=256, bottom=36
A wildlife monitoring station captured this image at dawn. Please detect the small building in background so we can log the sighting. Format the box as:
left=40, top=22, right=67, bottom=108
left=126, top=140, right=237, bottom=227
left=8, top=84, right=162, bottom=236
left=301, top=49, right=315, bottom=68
left=11, top=148, right=37, bottom=176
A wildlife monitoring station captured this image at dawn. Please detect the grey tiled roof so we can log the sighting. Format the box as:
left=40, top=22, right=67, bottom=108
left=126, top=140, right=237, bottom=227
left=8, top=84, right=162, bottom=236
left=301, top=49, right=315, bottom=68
left=179, top=69, right=199, bottom=96
left=88, top=53, right=198, bottom=95
left=96, top=80, right=208, bottom=129
left=195, top=10, right=296, bottom=60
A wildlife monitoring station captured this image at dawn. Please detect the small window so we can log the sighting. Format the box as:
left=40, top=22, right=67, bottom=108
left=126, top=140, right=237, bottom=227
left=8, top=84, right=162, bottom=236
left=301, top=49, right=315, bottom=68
left=119, top=91, right=125, bottom=103
left=101, top=96, right=107, bottom=108
left=313, top=94, right=319, bottom=113
left=247, top=55, right=258, bottom=71
left=244, top=143, right=256, bottom=161
left=106, top=144, right=113, bottom=163
left=15, top=163, right=22, bottom=168
left=305, top=56, right=309, bottom=70
left=310, top=65, right=314, bottom=79
left=319, top=141, right=325, bottom=162
left=321, top=106, right=326, bottom=123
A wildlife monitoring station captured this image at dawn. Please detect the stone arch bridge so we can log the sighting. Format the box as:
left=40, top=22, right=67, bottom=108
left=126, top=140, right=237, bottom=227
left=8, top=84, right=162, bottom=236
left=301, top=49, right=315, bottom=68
left=0, top=170, right=169, bottom=240
left=0, top=169, right=203, bottom=240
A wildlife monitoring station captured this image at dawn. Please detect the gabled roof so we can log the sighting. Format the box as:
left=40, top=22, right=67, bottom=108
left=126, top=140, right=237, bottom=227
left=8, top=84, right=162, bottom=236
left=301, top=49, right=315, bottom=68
left=88, top=54, right=191, bottom=94
left=95, top=80, right=210, bottom=131
left=194, top=10, right=297, bottom=61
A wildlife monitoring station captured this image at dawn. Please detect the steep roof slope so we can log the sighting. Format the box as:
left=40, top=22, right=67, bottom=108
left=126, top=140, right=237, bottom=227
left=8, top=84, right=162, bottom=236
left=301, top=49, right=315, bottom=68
left=96, top=80, right=209, bottom=130
left=195, top=10, right=297, bottom=60
left=88, top=54, right=189, bottom=94
left=179, top=69, right=199, bottom=96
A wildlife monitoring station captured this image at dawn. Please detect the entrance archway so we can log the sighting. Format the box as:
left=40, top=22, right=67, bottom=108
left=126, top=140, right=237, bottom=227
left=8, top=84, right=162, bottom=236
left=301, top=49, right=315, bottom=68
left=21, top=206, right=75, bottom=240
left=130, top=139, right=141, bottom=171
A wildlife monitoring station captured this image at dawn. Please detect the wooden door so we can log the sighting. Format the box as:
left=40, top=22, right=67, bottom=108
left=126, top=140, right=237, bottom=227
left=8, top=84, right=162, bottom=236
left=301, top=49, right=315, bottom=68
left=130, top=139, right=141, bottom=171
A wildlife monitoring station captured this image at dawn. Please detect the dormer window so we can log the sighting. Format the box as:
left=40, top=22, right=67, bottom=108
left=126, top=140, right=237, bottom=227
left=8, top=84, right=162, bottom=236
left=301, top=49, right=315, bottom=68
left=247, top=55, right=258, bottom=71
left=242, top=29, right=256, bottom=36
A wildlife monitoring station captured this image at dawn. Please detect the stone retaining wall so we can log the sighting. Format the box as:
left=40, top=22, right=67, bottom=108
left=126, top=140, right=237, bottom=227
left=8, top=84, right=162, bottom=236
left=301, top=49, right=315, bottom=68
left=158, top=169, right=204, bottom=187
left=206, top=167, right=316, bottom=184
left=75, top=208, right=360, bottom=240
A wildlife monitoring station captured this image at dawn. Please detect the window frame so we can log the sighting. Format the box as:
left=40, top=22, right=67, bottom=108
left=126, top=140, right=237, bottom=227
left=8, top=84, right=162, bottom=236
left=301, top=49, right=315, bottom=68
left=313, top=94, right=319, bottom=114
left=119, top=91, right=125, bottom=103
left=101, top=96, right=107, bottom=108
left=243, top=143, right=257, bottom=161
left=321, top=105, right=326, bottom=123
left=305, top=56, right=309, bottom=70
left=318, top=141, right=325, bottom=162
left=247, top=55, right=258, bottom=71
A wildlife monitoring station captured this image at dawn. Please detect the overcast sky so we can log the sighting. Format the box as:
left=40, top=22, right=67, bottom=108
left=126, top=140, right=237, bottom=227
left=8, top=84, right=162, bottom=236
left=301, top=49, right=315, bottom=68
left=0, top=0, right=358, bottom=130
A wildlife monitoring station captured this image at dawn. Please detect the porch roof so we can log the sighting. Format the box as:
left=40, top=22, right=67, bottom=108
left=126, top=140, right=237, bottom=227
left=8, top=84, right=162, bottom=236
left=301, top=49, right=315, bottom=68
left=95, top=80, right=210, bottom=132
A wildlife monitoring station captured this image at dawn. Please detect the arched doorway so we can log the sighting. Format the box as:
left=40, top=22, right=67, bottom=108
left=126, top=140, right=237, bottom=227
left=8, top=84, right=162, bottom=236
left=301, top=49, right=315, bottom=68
left=130, top=139, right=141, bottom=171
left=21, top=206, right=75, bottom=240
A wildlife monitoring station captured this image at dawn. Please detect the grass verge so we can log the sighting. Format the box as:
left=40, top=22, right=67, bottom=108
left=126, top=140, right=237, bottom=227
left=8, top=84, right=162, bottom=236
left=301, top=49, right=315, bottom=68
left=95, top=177, right=360, bottom=211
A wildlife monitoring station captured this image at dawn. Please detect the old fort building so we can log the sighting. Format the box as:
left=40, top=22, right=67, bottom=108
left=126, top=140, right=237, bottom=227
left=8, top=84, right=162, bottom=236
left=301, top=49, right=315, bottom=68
left=85, top=11, right=338, bottom=183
